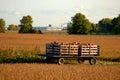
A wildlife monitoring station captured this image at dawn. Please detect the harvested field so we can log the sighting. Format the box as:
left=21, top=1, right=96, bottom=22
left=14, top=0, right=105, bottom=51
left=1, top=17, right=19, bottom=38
left=0, top=64, right=120, bottom=80
left=0, top=32, right=120, bottom=80
left=0, top=32, right=120, bottom=59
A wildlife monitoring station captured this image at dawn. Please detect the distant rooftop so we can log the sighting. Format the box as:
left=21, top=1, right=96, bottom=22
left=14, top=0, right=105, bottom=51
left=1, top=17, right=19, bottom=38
left=34, top=26, right=67, bottom=31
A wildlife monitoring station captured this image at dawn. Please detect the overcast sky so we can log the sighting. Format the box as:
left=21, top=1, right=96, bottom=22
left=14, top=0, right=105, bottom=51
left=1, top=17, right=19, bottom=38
left=0, top=0, right=120, bottom=27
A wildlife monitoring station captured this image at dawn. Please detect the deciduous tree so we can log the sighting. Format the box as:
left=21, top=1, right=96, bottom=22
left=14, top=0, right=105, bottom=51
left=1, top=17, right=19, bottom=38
left=0, top=18, right=5, bottom=33
left=67, top=13, right=92, bottom=34
left=112, top=14, right=120, bottom=34
left=19, top=15, right=33, bottom=33
left=98, top=18, right=113, bottom=33
left=8, top=24, right=18, bottom=31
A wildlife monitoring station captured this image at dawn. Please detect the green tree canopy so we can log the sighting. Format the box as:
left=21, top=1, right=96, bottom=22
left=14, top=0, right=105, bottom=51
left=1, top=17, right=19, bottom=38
left=90, top=23, right=98, bottom=34
left=19, top=15, right=33, bottom=33
left=98, top=18, right=113, bottom=33
left=0, top=18, right=5, bottom=33
left=67, top=13, right=92, bottom=34
left=67, top=22, right=72, bottom=34
left=112, top=14, right=120, bottom=34
left=8, top=24, right=18, bottom=31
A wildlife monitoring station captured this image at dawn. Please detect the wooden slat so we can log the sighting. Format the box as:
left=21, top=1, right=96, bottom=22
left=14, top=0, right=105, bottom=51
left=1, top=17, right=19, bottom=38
left=46, top=43, right=99, bottom=56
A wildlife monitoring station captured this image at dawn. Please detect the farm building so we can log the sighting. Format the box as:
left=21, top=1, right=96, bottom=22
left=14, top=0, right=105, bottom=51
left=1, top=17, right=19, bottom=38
left=34, top=26, right=47, bottom=30
left=34, top=26, right=66, bottom=31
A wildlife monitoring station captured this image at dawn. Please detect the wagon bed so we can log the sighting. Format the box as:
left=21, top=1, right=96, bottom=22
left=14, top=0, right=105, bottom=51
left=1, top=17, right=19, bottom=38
left=43, top=42, right=100, bottom=65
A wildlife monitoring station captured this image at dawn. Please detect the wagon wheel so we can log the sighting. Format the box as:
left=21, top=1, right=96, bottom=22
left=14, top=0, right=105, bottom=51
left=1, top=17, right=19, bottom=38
left=78, top=59, right=84, bottom=64
left=89, top=58, right=96, bottom=65
left=58, top=58, right=64, bottom=65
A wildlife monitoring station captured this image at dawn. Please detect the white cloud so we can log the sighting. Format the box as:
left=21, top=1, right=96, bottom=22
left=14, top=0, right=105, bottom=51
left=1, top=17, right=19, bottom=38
left=0, top=0, right=120, bottom=26
left=14, top=11, right=21, bottom=15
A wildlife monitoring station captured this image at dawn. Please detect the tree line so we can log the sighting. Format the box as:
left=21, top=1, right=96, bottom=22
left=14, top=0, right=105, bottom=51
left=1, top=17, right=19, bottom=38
left=0, top=13, right=120, bottom=34
left=67, top=13, right=120, bottom=34
left=0, top=15, right=42, bottom=34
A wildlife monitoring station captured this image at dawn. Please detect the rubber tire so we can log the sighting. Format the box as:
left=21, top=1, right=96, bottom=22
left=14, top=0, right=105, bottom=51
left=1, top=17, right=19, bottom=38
left=89, top=58, right=96, bottom=65
left=58, top=58, right=64, bottom=65
left=78, top=59, right=84, bottom=64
